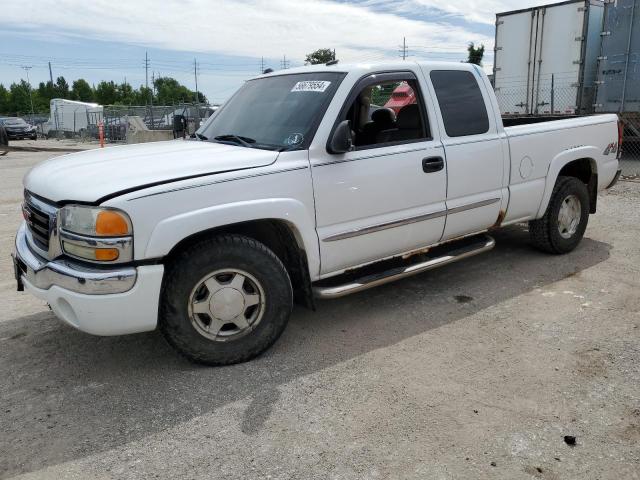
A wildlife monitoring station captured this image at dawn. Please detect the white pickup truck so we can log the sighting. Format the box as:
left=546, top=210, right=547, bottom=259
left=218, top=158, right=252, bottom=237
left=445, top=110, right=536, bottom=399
left=13, top=61, right=622, bottom=365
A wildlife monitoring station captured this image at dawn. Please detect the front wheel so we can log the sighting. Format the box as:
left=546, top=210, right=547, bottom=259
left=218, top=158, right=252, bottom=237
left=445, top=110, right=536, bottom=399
left=160, top=234, right=293, bottom=365
left=529, top=176, right=590, bottom=254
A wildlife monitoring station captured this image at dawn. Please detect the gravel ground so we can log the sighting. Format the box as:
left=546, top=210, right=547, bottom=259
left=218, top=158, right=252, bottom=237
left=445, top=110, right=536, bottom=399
left=1, top=149, right=639, bottom=479
left=620, top=156, right=640, bottom=180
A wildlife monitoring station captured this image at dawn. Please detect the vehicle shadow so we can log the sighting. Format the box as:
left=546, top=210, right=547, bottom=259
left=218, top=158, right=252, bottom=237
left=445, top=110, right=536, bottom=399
left=0, top=226, right=611, bottom=477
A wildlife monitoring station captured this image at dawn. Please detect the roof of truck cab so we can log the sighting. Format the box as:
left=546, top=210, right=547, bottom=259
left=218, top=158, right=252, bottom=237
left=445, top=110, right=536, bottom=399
left=253, top=61, right=482, bottom=80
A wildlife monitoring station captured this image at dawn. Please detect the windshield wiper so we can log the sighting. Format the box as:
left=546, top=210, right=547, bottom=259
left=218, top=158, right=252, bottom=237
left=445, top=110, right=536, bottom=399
left=214, top=134, right=256, bottom=148
left=195, top=132, right=208, bottom=140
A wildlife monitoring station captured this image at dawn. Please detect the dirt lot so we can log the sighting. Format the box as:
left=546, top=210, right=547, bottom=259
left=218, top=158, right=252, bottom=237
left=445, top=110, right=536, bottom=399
left=1, top=149, right=639, bottom=479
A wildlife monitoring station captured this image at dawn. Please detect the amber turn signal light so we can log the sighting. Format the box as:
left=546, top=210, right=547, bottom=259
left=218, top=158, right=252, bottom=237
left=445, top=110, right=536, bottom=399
left=94, top=248, right=120, bottom=261
left=96, top=210, right=130, bottom=236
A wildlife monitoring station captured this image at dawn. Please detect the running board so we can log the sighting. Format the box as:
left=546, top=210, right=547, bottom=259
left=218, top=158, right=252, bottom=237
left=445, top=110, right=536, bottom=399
left=312, top=234, right=495, bottom=299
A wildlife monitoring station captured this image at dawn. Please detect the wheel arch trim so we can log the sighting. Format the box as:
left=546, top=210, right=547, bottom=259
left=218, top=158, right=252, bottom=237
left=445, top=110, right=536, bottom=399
left=144, top=198, right=320, bottom=277
left=536, top=148, right=598, bottom=218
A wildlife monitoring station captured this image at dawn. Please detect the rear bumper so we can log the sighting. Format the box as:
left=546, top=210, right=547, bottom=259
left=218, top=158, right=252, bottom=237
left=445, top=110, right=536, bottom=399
left=14, top=222, right=164, bottom=336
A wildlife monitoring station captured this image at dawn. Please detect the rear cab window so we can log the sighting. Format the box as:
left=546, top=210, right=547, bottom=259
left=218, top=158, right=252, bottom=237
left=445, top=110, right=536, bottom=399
left=430, top=70, right=490, bottom=137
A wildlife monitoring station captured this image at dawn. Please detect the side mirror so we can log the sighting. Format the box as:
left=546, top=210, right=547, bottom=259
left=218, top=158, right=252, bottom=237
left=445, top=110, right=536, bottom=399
left=329, top=120, right=354, bottom=154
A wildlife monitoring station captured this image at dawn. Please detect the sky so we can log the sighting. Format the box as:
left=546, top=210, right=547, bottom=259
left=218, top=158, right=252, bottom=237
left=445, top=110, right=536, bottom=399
left=0, top=0, right=552, bottom=105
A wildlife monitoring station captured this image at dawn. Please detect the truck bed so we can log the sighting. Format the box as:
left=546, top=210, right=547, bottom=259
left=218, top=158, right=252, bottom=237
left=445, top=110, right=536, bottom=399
left=501, top=113, right=619, bottom=226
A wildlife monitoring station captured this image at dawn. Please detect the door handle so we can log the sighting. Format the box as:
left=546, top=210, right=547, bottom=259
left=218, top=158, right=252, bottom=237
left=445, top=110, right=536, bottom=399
left=422, top=156, right=444, bottom=173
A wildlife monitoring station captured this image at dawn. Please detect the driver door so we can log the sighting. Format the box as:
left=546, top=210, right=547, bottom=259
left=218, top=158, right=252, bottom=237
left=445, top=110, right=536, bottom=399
left=309, top=71, right=447, bottom=276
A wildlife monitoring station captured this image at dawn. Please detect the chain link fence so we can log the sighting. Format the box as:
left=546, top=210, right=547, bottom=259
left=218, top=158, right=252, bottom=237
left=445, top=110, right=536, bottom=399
left=619, top=113, right=640, bottom=163
left=6, top=103, right=217, bottom=143
left=494, top=73, right=598, bottom=116
left=494, top=73, right=639, bottom=160
left=101, top=104, right=217, bottom=142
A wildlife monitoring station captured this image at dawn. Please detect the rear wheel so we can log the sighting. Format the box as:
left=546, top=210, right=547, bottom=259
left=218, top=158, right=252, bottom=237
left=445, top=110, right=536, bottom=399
left=160, top=234, right=293, bottom=365
left=529, top=176, right=590, bottom=254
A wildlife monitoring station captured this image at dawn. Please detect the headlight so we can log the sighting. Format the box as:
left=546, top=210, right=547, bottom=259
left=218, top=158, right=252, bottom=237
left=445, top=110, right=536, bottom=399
left=60, top=205, right=132, bottom=237
left=58, top=205, right=133, bottom=263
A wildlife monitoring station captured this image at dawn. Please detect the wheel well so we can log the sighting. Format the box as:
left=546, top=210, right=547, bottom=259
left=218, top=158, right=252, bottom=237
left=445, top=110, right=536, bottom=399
left=558, top=158, right=597, bottom=213
left=165, top=219, right=315, bottom=310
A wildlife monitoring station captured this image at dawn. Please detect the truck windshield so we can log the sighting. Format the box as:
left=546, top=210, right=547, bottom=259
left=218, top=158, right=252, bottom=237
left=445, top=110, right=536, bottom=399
left=198, top=72, right=345, bottom=151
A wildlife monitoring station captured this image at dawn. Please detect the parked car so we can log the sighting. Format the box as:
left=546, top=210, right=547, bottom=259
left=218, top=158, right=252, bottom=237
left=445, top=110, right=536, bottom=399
left=0, top=117, right=37, bottom=140
left=13, top=61, right=622, bottom=365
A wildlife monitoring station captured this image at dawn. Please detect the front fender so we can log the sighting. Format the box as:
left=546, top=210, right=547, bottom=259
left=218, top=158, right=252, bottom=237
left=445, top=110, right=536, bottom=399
left=535, top=147, right=598, bottom=218
left=144, top=198, right=320, bottom=277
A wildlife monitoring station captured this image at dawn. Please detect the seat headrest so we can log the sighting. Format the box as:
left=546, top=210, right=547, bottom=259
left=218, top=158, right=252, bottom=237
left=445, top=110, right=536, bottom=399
left=396, top=104, right=420, bottom=129
left=371, top=107, right=396, bottom=128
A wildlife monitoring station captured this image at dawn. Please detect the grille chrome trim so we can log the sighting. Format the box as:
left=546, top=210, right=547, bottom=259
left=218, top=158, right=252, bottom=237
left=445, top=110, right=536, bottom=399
left=23, top=191, right=58, bottom=259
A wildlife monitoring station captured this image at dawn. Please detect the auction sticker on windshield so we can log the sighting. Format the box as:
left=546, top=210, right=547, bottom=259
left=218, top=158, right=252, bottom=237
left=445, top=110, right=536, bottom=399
left=291, top=81, right=331, bottom=93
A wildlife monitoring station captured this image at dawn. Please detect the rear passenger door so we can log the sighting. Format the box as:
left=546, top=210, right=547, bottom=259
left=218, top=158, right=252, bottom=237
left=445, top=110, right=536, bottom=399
left=424, top=68, right=507, bottom=240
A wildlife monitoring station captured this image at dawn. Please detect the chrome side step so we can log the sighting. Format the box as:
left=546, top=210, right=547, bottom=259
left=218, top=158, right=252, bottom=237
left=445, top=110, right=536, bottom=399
left=312, top=234, right=495, bottom=299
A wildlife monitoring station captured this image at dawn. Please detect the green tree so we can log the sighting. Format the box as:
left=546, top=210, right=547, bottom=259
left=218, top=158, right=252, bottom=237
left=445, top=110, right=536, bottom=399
left=466, top=42, right=485, bottom=66
left=154, top=77, right=205, bottom=104
left=117, top=82, right=135, bottom=104
left=8, top=81, right=33, bottom=115
left=305, top=48, right=335, bottom=65
left=71, top=79, right=94, bottom=102
left=54, top=76, right=70, bottom=98
left=0, top=84, right=9, bottom=114
left=94, top=80, right=119, bottom=105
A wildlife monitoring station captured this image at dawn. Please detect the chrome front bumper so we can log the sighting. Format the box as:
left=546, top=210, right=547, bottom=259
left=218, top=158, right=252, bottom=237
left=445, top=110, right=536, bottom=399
left=13, top=222, right=137, bottom=295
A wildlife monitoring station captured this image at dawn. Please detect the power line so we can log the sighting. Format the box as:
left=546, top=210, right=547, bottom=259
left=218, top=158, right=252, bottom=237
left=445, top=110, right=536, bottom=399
left=280, top=55, right=290, bottom=70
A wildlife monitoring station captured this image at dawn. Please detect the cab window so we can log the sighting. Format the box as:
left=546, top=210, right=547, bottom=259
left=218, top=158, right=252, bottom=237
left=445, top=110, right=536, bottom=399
left=430, top=70, right=490, bottom=137
left=339, top=76, right=431, bottom=150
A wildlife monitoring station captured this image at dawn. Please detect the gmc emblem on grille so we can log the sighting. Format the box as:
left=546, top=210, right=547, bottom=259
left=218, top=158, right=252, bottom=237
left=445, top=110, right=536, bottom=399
left=21, top=204, right=32, bottom=222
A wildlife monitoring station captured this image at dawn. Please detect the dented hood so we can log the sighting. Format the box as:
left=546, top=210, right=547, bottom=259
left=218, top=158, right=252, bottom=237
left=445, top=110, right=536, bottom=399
left=24, top=140, right=279, bottom=203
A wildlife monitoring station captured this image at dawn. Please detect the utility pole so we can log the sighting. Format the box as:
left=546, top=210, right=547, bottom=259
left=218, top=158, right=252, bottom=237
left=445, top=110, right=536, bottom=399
left=48, top=61, right=54, bottom=85
left=260, top=56, right=265, bottom=74
left=193, top=58, right=200, bottom=103
left=194, top=58, right=200, bottom=129
left=280, top=55, right=290, bottom=70
left=144, top=51, right=151, bottom=105
left=399, top=37, right=408, bottom=60
left=21, top=66, right=35, bottom=117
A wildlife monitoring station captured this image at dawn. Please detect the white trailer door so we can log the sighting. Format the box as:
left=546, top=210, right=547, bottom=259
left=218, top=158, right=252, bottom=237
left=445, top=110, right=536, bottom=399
left=531, top=2, right=586, bottom=114
left=494, top=9, right=538, bottom=115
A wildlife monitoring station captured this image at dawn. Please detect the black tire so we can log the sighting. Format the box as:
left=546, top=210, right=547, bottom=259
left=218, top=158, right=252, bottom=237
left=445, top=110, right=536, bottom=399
left=529, top=176, right=590, bottom=254
left=159, top=234, right=293, bottom=365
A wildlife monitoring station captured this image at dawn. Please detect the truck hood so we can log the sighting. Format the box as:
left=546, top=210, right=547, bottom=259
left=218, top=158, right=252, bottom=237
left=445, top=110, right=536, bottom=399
left=24, top=140, right=280, bottom=203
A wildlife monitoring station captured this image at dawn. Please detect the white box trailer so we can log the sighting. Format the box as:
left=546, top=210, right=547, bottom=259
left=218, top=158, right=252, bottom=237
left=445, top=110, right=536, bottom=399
left=44, top=99, right=103, bottom=137
left=493, top=0, right=605, bottom=116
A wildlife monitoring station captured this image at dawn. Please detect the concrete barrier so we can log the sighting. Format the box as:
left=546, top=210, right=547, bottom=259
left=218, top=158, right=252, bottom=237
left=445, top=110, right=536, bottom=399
left=125, top=116, right=174, bottom=144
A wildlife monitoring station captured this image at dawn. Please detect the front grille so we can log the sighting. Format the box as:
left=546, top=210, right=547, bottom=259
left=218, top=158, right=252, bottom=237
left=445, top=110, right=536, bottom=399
left=23, top=197, right=51, bottom=251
